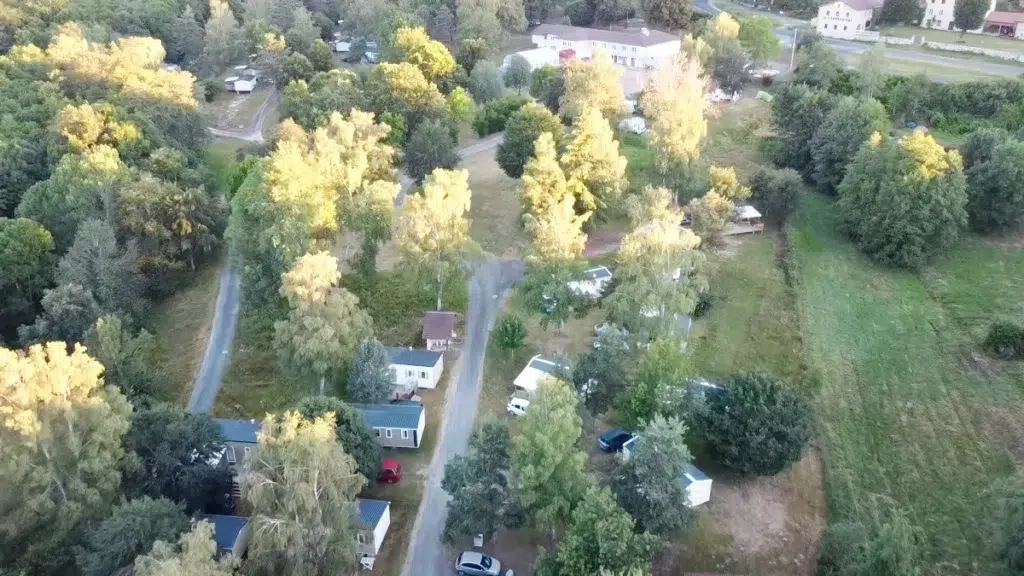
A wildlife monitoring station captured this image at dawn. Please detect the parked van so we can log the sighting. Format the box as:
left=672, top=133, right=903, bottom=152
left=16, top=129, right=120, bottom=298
left=506, top=393, right=530, bottom=417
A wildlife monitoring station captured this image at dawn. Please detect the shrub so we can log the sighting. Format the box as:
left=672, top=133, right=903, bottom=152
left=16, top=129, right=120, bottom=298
left=202, top=79, right=223, bottom=102
left=984, top=321, right=1024, bottom=359
left=751, top=166, right=803, bottom=226
left=495, top=102, right=564, bottom=178
left=472, top=94, right=529, bottom=136
left=693, top=291, right=714, bottom=319
left=468, top=60, right=504, bottom=103
left=817, top=521, right=869, bottom=576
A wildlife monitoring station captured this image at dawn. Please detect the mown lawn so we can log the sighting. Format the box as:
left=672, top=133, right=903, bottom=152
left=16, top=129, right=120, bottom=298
left=791, top=193, right=1024, bottom=572
left=465, top=148, right=531, bottom=257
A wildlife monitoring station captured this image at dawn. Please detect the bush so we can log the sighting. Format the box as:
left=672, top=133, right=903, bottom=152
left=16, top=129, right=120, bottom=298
left=817, top=521, right=869, bottom=576
left=468, top=60, right=504, bottom=103
left=495, top=102, right=564, bottom=178
left=472, top=94, right=529, bottom=136
left=703, top=372, right=813, bottom=476
left=202, top=79, right=223, bottom=102
left=984, top=321, right=1024, bottom=359
left=693, top=291, right=714, bottom=319
left=752, top=166, right=803, bottom=226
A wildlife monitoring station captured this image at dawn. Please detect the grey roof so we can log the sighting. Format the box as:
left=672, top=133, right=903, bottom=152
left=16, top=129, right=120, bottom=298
left=352, top=402, right=423, bottom=430
left=357, top=499, right=390, bottom=528
left=585, top=266, right=613, bottom=281
left=834, top=0, right=882, bottom=10
left=215, top=419, right=260, bottom=444
left=388, top=347, right=443, bottom=368
left=533, top=23, right=678, bottom=47
left=200, top=515, right=248, bottom=551
left=528, top=356, right=563, bottom=376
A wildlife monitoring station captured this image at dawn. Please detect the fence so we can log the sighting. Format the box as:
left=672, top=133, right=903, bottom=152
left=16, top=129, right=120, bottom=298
left=921, top=38, right=1024, bottom=63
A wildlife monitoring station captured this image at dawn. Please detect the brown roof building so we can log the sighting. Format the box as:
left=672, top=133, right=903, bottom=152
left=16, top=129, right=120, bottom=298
left=423, top=311, right=456, bottom=351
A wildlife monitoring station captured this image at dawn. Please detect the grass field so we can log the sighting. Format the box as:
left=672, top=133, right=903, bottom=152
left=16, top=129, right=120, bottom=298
left=200, top=87, right=272, bottom=131
left=882, top=25, right=1024, bottom=54
left=791, top=193, right=1024, bottom=572
left=465, top=149, right=531, bottom=257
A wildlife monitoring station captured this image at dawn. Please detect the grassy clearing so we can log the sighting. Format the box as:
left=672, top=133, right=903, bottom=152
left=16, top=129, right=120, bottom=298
left=465, top=148, right=531, bottom=257
left=621, top=132, right=657, bottom=194
left=791, top=193, right=1024, bottom=571
left=704, top=99, right=772, bottom=182
left=144, top=257, right=224, bottom=405
left=882, top=25, right=1024, bottom=54
left=867, top=53, right=1013, bottom=81
left=199, top=87, right=271, bottom=131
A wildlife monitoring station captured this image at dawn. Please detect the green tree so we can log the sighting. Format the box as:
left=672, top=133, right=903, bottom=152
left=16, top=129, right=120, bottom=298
left=282, top=52, right=316, bottom=85
left=862, top=510, right=925, bottom=575
left=837, top=131, right=968, bottom=269
left=560, top=48, right=625, bottom=122
left=274, top=252, right=373, bottom=394
left=0, top=343, right=132, bottom=567
left=86, top=315, right=159, bottom=403
left=295, top=395, right=383, bottom=478
left=469, top=60, right=505, bottom=103
left=953, top=0, right=989, bottom=34
left=0, top=217, right=55, bottom=330
left=617, top=339, right=694, bottom=429
left=704, top=372, right=813, bottom=475
left=738, top=16, right=781, bottom=64
left=561, top=105, right=628, bottom=213
left=285, top=6, right=319, bottom=56
left=857, top=44, right=888, bottom=98
left=442, top=418, right=521, bottom=543
left=511, top=376, right=590, bottom=544
left=640, top=0, right=693, bottom=29
left=391, top=26, right=457, bottom=82
left=458, top=0, right=526, bottom=47
left=687, top=192, right=733, bottom=244
left=201, top=0, right=242, bottom=75
left=966, top=140, right=1024, bottom=233
left=504, top=54, right=533, bottom=95
left=962, top=127, right=1010, bottom=170
left=530, top=65, right=563, bottom=111
left=122, top=403, right=233, bottom=513
left=710, top=38, right=749, bottom=93
left=365, top=62, right=447, bottom=124
left=498, top=102, right=565, bottom=178
left=347, top=338, right=396, bottom=403
left=446, top=86, right=476, bottom=123
left=572, top=329, right=633, bottom=414
left=521, top=260, right=588, bottom=330
left=810, top=97, right=890, bottom=195
left=496, top=313, right=527, bottom=355
left=878, top=0, right=925, bottom=24
left=751, top=167, right=804, bottom=226
left=611, top=414, right=695, bottom=534
left=396, top=169, right=477, bottom=311
left=885, top=73, right=932, bottom=124
left=554, top=486, right=659, bottom=576
left=457, top=38, right=489, bottom=77
left=308, top=39, right=336, bottom=72
left=406, top=119, right=460, bottom=184
left=640, top=54, right=709, bottom=177
left=169, top=5, right=204, bottom=66
left=58, top=219, right=144, bottom=319
left=18, top=283, right=102, bottom=346
left=78, top=497, right=190, bottom=576
left=242, top=411, right=364, bottom=576
left=133, top=520, right=237, bottom=576
left=794, top=41, right=842, bottom=90
left=770, top=83, right=836, bottom=175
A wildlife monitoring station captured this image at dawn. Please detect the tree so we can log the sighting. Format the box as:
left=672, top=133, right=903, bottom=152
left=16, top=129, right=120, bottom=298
left=611, top=414, right=695, bottom=535
left=519, top=132, right=574, bottom=216
left=640, top=54, right=709, bottom=177
left=457, top=38, right=489, bottom=78
left=687, top=192, right=733, bottom=244
left=885, top=73, right=932, bottom=124
left=640, top=0, right=693, bottom=29
left=511, top=377, right=590, bottom=543
left=201, top=0, right=242, bottom=75
left=18, top=283, right=102, bottom=346
left=442, top=418, right=521, bottom=543
left=738, top=16, right=781, bottom=64
left=496, top=313, right=527, bottom=355
left=282, top=52, right=316, bottom=85
left=962, top=127, right=1010, bottom=170
left=526, top=0, right=557, bottom=21
left=469, top=60, right=505, bottom=103
left=498, top=102, right=565, bottom=178
left=446, top=86, right=476, bottom=123
left=78, top=497, right=190, bottom=576
left=0, top=217, right=55, bottom=331
left=122, top=404, right=233, bottom=513
left=862, top=510, right=925, bottom=576
left=794, top=41, right=842, bottom=90
left=274, top=252, right=374, bottom=394
left=169, top=5, right=204, bottom=66
left=347, top=339, right=396, bottom=403
left=837, top=131, right=968, bottom=269
left=307, top=39, right=336, bottom=72
left=0, top=343, right=132, bottom=566
left=710, top=38, right=749, bottom=93
left=810, top=97, right=890, bottom=195
left=561, top=105, right=628, bottom=213
left=553, top=486, right=659, bottom=576
left=560, top=48, right=625, bottom=122
left=751, top=167, right=803, bottom=226
left=391, top=26, right=457, bottom=82
left=242, top=411, right=364, bottom=576
left=396, top=169, right=476, bottom=311
left=521, top=260, right=589, bottom=330
left=878, top=0, right=924, bottom=24
left=133, top=520, right=237, bottom=576
left=530, top=65, right=563, bottom=111
left=285, top=7, right=319, bottom=56
left=458, top=0, right=526, bottom=47
left=617, top=338, right=694, bottom=429
left=365, top=62, right=447, bottom=125
left=406, top=119, right=460, bottom=184
left=966, top=140, right=1024, bottom=233
left=708, top=12, right=741, bottom=40
left=524, top=191, right=591, bottom=263
left=953, top=0, right=989, bottom=34
left=572, top=329, right=633, bottom=414
left=770, top=83, right=836, bottom=175
left=504, top=54, right=533, bottom=95
left=58, top=219, right=144, bottom=319
left=857, top=44, right=888, bottom=99
left=704, top=373, right=813, bottom=475
left=86, top=315, right=159, bottom=403
left=296, top=396, right=383, bottom=479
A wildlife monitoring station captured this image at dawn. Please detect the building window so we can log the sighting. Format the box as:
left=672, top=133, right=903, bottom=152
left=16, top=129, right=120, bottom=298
left=826, top=10, right=830, bottom=15
left=632, top=47, right=637, bottom=52
left=357, top=534, right=366, bottom=544
left=226, top=446, right=236, bottom=464
left=401, top=429, right=409, bottom=439
left=375, top=429, right=381, bottom=437
left=243, top=446, right=251, bottom=459
left=385, top=429, right=393, bottom=439
left=419, top=371, right=427, bottom=379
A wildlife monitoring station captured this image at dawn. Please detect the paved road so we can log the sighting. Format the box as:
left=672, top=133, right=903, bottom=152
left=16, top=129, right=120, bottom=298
left=401, top=258, right=525, bottom=576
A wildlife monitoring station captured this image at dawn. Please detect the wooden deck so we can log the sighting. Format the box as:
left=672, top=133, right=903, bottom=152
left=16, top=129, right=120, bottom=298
left=724, top=222, right=765, bottom=236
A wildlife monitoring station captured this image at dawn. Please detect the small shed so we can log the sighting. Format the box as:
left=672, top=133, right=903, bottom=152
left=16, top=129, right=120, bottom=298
left=200, top=514, right=252, bottom=559
left=622, top=437, right=713, bottom=507
left=388, top=347, right=444, bottom=389
left=333, top=40, right=351, bottom=53
left=353, top=402, right=426, bottom=449
left=422, top=311, right=456, bottom=351
left=513, top=355, right=566, bottom=395
left=233, top=71, right=258, bottom=94
left=223, top=76, right=239, bottom=91
left=567, top=265, right=613, bottom=299
left=356, top=499, right=391, bottom=562
left=502, top=47, right=560, bottom=70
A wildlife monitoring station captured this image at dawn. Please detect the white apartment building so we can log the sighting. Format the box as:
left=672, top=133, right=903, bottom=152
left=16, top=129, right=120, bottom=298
left=531, top=24, right=680, bottom=69
left=923, top=0, right=996, bottom=31
left=816, top=0, right=883, bottom=39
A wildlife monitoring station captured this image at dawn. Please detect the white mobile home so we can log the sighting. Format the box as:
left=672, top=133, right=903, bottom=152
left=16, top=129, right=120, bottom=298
left=502, top=47, right=561, bottom=70
left=567, top=265, right=613, bottom=299
left=356, top=499, right=391, bottom=563
left=513, top=355, right=567, bottom=395
left=422, top=311, right=456, bottom=351
left=388, top=347, right=444, bottom=390
left=623, top=437, right=713, bottom=506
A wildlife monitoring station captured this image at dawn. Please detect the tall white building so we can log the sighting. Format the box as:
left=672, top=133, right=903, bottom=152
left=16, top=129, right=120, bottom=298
left=923, top=0, right=997, bottom=31
left=531, top=24, right=680, bottom=69
left=816, top=0, right=883, bottom=40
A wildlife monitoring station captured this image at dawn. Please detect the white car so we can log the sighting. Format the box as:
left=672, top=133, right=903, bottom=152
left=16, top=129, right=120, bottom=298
left=507, top=395, right=530, bottom=417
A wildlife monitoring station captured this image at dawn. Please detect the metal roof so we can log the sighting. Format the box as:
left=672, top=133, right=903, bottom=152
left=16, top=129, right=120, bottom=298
left=987, top=10, right=1024, bottom=24
left=352, top=402, right=423, bottom=429
left=528, top=356, right=563, bottom=375
left=388, top=347, right=443, bottom=368
left=215, top=418, right=260, bottom=444
left=200, top=515, right=249, bottom=551
left=422, top=311, right=456, bottom=340
left=533, top=23, right=679, bottom=47
left=357, top=498, right=390, bottom=528
left=585, top=266, right=613, bottom=281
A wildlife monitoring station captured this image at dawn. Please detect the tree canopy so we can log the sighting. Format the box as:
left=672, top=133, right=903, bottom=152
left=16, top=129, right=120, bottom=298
left=561, top=48, right=626, bottom=122
left=498, top=102, right=565, bottom=179
left=810, top=97, right=890, bottom=196
left=296, top=395, right=383, bottom=478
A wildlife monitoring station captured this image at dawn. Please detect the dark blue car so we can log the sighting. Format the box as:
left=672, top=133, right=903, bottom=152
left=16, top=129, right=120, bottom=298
left=598, top=428, right=634, bottom=452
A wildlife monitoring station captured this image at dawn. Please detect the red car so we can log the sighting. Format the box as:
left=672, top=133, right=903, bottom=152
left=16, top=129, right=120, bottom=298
left=377, top=459, right=402, bottom=483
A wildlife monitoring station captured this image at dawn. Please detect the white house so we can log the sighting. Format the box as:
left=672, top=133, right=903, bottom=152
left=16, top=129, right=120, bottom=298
left=924, top=0, right=996, bottom=30
left=567, top=265, right=614, bottom=299
left=225, top=69, right=258, bottom=93
left=513, top=355, right=567, bottom=394
left=388, top=347, right=444, bottom=390
left=353, top=402, right=426, bottom=449
left=816, top=0, right=883, bottom=40
left=502, top=47, right=561, bottom=70
left=623, top=437, right=713, bottom=507
left=356, top=499, right=391, bottom=567
left=422, top=311, right=456, bottom=351
left=531, top=24, right=680, bottom=69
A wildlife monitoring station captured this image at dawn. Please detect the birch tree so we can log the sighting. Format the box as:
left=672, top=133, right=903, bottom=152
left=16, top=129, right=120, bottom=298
left=524, top=192, right=591, bottom=263
left=561, top=105, right=628, bottom=213
left=133, top=520, right=237, bottom=576
left=560, top=48, right=626, bottom=122
left=640, top=54, right=710, bottom=183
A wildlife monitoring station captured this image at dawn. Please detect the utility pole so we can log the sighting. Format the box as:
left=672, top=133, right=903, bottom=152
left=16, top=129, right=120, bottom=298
left=789, top=28, right=799, bottom=71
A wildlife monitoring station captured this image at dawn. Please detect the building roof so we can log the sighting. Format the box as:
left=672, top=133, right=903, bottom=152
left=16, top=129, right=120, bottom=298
left=200, top=515, right=249, bottom=552
left=513, top=355, right=566, bottom=393
left=832, top=0, right=882, bottom=10
left=533, top=23, right=679, bottom=47
left=622, top=438, right=710, bottom=487
left=584, top=266, right=613, bottom=281
left=352, top=402, right=424, bottom=429
left=986, top=10, right=1024, bottom=24
left=357, top=498, right=390, bottom=528
left=735, top=204, right=762, bottom=220
left=387, top=347, right=443, bottom=368
left=422, top=311, right=456, bottom=340
left=215, top=418, right=260, bottom=444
